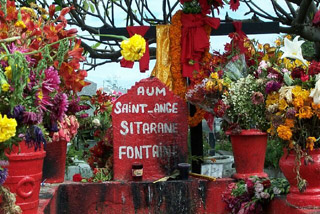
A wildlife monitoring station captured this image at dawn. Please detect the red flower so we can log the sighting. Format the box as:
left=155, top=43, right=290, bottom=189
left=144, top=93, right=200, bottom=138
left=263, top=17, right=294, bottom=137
left=68, top=39, right=85, bottom=61
left=313, top=10, right=320, bottom=27
left=309, top=61, right=320, bottom=76
left=72, top=173, right=82, bottom=182
left=58, top=62, right=90, bottom=93
left=230, top=0, right=240, bottom=11
left=49, top=5, right=56, bottom=18
left=301, top=73, right=309, bottom=82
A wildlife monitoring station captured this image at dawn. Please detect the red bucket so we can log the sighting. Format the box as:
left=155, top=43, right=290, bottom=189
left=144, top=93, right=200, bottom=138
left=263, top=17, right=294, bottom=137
left=42, top=140, right=67, bottom=183
left=3, top=141, right=46, bottom=214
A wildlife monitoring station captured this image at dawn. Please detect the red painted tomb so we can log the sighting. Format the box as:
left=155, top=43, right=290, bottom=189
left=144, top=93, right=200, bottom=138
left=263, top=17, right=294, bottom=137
left=112, top=77, right=188, bottom=181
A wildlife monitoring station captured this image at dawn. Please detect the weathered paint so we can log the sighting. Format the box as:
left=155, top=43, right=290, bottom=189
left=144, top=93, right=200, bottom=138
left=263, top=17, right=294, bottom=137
left=37, top=178, right=320, bottom=214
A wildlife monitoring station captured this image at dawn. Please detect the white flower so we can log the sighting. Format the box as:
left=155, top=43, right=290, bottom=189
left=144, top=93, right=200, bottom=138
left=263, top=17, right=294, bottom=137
left=279, top=86, right=294, bottom=103
left=310, top=79, right=320, bottom=104
left=92, top=118, right=101, bottom=127
left=260, top=192, right=270, bottom=199
left=254, top=182, right=264, bottom=193
left=280, top=36, right=308, bottom=66
left=273, top=187, right=281, bottom=195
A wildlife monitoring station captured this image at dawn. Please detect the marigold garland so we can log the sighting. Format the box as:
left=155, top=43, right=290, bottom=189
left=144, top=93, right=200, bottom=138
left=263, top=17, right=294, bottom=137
left=170, top=10, right=212, bottom=127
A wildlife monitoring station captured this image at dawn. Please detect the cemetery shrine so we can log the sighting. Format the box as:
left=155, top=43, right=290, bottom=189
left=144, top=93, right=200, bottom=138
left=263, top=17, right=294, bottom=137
left=1, top=1, right=320, bottom=214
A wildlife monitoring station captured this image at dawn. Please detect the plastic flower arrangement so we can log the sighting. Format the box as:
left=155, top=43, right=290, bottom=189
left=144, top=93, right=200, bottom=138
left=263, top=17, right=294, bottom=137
left=222, top=177, right=289, bottom=214
left=0, top=1, right=89, bottom=159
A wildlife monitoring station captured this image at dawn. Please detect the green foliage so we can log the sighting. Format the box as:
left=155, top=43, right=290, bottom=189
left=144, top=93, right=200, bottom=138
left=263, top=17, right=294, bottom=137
left=265, top=138, right=284, bottom=169
left=302, top=40, right=316, bottom=60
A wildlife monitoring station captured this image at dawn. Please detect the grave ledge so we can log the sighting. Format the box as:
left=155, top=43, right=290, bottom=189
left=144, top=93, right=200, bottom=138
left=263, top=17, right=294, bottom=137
left=37, top=178, right=320, bottom=214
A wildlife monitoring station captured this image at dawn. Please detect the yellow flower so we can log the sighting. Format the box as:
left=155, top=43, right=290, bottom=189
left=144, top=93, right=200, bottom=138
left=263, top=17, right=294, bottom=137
left=267, top=124, right=276, bottom=136
left=296, top=106, right=313, bottom=119
left=285, top=35, right=292, bottom=40
left=258, top=43, right=263, bottom=50
left=277, top=125, right=292, bottom=140
left=1, top=83, right=9, bottom=92
left=306, top=137, right=316, bottom=151
left=205, top=80, right=214, bottom=91
left=266, top=92, right=279, bottom=107
left=279, top=99, right=288, bottom=111
left=210, top=72, right=219, bottom=79
left=288, top=140, right=294, bottom=149
left=120, top=34, right=146, bottom=62
left=275, top=39, right=281, bottom=47
left=4, top=66, right=12, bottom=80
left=293, top=97, right=304, bottom=108
left=15, top=20, right=26, bottom=29
left=285, top=119, right=294, bottom=128
left=21, top=7, right=37, bottom=18
left=0, top=114, right=17, bottom=143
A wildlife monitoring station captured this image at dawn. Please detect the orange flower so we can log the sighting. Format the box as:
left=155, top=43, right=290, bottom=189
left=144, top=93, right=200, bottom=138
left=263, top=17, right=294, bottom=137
left=285, top=119, right=294, bottom=128
left=277, top=125, right=292, bottom=140
left=292, top=97, right=304, bottom=109
left=296, top=106, right=313, bottom=119
left=306, top=137, right=316, bottom=151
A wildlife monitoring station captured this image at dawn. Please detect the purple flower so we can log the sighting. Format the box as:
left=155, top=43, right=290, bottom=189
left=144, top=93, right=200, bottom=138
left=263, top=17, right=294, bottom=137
left=265, top=81, right=282, bottom=94
left=0, top=168, right=8, bottom=185
left=286, top=108, right=297, bottom=119
left=67, top=96, right=81, bottom=114
left=23, top=111, right=43, bottom=125
left=25, top=125, right=46, bottom=150
left=50, top=93, right=69, bottom=122
left=42, top=66, right=60, bottom=94
left=80, top=113, right=89, bottom=118
left=10, top=105, right=25, bottom=123
left=8, top=43, right=35, bottom=64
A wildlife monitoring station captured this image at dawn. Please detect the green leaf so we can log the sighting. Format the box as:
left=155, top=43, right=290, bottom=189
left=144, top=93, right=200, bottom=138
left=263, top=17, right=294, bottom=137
left=284, top=72, right=293, bottom=86
left=89, top=3, right=95, bottom=13
left=91, top=42, right=101, bottom=49
left=83, top=1, right=89, bottom=11
left=55, top=6, right=62, bottom=12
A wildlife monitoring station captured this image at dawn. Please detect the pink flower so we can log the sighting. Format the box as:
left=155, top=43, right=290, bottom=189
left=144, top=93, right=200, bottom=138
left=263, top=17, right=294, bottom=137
left=42, top=66, right=60, bottom=94
left=52, top=115, right=79, bottom=142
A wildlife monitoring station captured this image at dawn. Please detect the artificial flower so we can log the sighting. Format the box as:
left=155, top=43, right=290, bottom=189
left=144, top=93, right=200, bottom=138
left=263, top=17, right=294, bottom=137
left=0, top=114, right=17, bottom=143
left=120, top=34, right=146, bottom=62
left=280, top=36, right=307, bottom=66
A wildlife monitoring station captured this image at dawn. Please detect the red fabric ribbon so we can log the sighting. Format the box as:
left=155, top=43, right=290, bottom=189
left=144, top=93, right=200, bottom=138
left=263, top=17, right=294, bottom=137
left=233, top=21, right=246, bottom=37
left=204, top=112, right=215, bottom=131
left=120, top=26, right=150, bottom=73
left=181, top=13, right=220, bottom=78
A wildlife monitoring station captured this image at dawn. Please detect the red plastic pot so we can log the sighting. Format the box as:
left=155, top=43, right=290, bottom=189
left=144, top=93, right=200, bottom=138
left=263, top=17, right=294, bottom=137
left=42, top=140, right=67, bottom=183
left=280, top=149, right=320, bottom=208
left=2, top=141, right=46, bottom=214
left=227, top=129, right=268, bottom=179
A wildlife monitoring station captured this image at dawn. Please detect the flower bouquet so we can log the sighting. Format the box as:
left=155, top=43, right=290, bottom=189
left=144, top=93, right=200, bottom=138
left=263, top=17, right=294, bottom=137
left=0, top=1, right=89, bottom=211
left=263, top=35, right=320, bottom=207
left=222, top=177, right=289, bottom=214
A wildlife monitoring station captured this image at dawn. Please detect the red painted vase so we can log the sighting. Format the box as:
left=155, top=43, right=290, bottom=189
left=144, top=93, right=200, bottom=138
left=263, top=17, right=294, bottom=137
left=2, top=141, right=46, bottom=214
left=42, top=140, right=67, bottom=183
left=280, top=149, right=320, bottom=208
left=227, top=129, right=268, bottom=179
